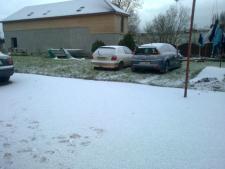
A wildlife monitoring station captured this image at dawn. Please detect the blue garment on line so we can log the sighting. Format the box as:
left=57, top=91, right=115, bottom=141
left=212, top=26, right=223, bottom=46
left=198, top=33, right=204, bottom=47
left=209, top=20, right=219, bottom=42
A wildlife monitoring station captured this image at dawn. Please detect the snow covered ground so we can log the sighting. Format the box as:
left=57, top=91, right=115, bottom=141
left=190, top=66, right=225, bottom=91
left=0, top=73, right=225, bottom=169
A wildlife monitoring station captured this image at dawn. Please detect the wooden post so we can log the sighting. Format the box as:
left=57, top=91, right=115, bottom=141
left=184, top=0, right=196, bottom=98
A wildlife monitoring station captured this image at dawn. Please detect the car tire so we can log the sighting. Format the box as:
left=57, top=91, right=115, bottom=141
left=131, top=66, right=137, bottom=72
left=0, top=76, right=10, bottom=82
left=161, top=61, right=169, bottom=73
left=118, top=62, right=124, bottom=70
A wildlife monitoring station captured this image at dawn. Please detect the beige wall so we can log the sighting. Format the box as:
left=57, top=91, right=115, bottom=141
left=114, top=15, right=128, bottom=34
left=3, top=13, right=128, bottom=34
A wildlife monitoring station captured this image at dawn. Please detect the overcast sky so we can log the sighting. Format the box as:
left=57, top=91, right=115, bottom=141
left=0, top=0, right=224, bottom=37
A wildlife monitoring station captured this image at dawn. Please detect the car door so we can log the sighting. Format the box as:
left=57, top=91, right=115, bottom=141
left=167, top=45, right=179, bottom=68
left=117, top=47, right=125, bottom=64
left=123, top=47, right=133, bottom=66
left=174, top=52, right=182, bottom=68
left=164, top=46, right=176, bottom=68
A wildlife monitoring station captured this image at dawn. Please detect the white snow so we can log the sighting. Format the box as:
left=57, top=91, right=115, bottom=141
left=3, top=0, right=128, bottom=22
left=190, top=66, right=225, bottom=91
left=191, top=66, right=225, bottom=83
left=0, top=73, right=225, bottom=169
left=140, top=43, right=177, bottom=54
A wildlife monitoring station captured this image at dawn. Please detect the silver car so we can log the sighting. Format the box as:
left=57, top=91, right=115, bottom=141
left=92, top=46, right=133, bottom=70
left=0, top=52, right=14, bottom=82
left=132, top=43, right=182, bottom=73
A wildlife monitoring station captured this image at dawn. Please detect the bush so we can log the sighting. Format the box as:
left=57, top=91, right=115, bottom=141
left=91, top=40, right=105, bottom=52
left=119, top=33, right=136, bottom=51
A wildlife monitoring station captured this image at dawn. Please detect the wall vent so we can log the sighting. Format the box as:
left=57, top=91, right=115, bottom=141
left=43, top=10, right=51, bottom=15
left=27, top=12, right=34, bottom=16
left=76, top=6, right=85, bottom=12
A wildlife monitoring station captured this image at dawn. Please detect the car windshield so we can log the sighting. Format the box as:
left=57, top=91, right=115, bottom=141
left=97, top=47, right=115, bottom=55
left=135, top=48, right=159, bottom=55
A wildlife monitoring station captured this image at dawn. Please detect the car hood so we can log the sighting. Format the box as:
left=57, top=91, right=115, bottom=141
left=0, top=52, right=9, bottom=59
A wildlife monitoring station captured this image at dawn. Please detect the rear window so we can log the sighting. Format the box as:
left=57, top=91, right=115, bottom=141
left=135, top=48, right=159, bottom=55
left=96, top=47, right=116, bottom=55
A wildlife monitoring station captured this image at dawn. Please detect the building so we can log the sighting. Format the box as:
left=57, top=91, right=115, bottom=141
left=1, top=0, right=129, bottom=54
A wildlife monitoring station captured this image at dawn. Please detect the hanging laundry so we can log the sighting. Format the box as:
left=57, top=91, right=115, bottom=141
left=213, top=25, right=223, bottom=45
left=222, top=32, right=225, bottom=55
left=198, top=33, right=204, bottom=47
left=209, top=19, right=219, bottom=42
left=212, top=24, right=223, bottom=57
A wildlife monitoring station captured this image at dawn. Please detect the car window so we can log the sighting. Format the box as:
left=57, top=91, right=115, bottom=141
left=123, top=47, right=132, bottom=54
left=135, top=48, right=159, bottom=55
left=118, top=47, right=125, bottom=54
left=95, top=47, right=115, bottom=55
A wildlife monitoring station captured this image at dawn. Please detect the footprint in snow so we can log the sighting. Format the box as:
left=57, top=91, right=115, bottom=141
left=44, top=150, right=55, bottom=155
left=3, top=152, right=14, bottom=165
left=40, top=156, right=48, bottom=163
left=80, top=141, right=91, bottom=147
left=17, top=147, right=33, bottom=153
left=3, top=153, right=12, bottom=160
left=30, top=136, right=37, bottom=141
left=89, top=127, right=105, bottom=137
left=19, top=139, right=29, bottom=144
left=53, top=136, right=67, bottom=140
left=5, top=124, right=13, bottom=128
left=69, top=133, right=81, bottom=139
left=32, top=154, right=38, bottom=159
left=30, top=121, right=39, bottom=124
left=3, top=143, right=11, bottom=148
left=58, top=139, right=70, bottom=144
left=27, top=121, right=39, bottom=130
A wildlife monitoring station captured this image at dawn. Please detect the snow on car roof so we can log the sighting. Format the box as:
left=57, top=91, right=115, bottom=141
left=140, top=43, right=172, bottom=48
left=101, top=46, right=124, bottom=49
left=2, top=0, right=128, bottom=22
left=140, top=43, right=176, bottom=53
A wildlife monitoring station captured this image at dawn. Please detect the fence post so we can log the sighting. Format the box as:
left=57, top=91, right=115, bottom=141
left=184, top=0, right=196, bottom=98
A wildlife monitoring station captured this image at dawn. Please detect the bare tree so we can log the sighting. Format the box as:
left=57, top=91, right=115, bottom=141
left=144, top=5, right=189, bottom=45
left=111, top=0, right=142, bottom=12
left=112, top=0, right=142, bottom=34
left=128, top=9, right=140, bottom=34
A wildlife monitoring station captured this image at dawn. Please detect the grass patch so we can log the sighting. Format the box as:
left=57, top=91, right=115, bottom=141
left=12, top=55, right=225, bottom=88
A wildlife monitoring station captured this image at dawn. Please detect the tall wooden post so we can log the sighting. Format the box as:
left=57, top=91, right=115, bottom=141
left=184, top=0, right=196, bottom=98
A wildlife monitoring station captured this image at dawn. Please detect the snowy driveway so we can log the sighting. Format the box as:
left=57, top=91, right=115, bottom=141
left=1, top=73, right=225, bottom=169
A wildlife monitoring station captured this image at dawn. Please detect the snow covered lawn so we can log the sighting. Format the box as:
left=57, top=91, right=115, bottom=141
left=12, top=55, right=225, bottom=91
left=1, top=73, right=225, bottom=169
left=190, top=66, right=225, bottom=91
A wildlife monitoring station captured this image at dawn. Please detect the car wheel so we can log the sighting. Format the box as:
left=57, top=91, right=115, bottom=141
left=131, top=66, right=137, bottom=72
left=0, top=76, right=10, bottom=82
left=118, top=62, right=124, bottom=70
left=161, top=61, right=169, bottom=73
